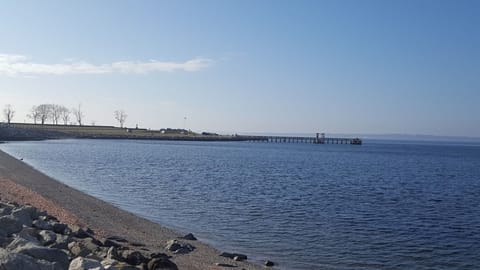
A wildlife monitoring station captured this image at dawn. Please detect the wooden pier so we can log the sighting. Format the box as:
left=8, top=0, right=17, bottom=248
left=251, top=133, right=362, bottom=145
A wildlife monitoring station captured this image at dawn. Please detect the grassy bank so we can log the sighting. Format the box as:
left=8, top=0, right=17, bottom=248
left=0, top=123, right=265, bottom=142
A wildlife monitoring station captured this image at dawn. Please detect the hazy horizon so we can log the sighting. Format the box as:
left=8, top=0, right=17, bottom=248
left=1, top=0, right=479, bottom=137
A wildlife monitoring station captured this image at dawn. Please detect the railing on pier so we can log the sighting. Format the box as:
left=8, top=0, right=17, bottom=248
left=248, top=133, right=362, bottom=145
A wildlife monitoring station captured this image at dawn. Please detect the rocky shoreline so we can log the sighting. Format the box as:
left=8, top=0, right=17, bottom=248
left=0, top=149, right=271, bottom=270
left=1, top=200, right=181, bottom=269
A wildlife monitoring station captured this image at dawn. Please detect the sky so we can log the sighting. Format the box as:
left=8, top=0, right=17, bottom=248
left=1, top=0, right=479, bottom=136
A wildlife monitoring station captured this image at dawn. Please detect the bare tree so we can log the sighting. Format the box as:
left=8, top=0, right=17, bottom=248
left=3, top=104, right=15, bottom=124
left=114, top=110, right=128, bottom=128
left=50, top=104, right=62, bottom=125
left=72, top=104, right=84, bottom=126
left=36, top=104, right=51, bottom=125
left=59, top=106, right=70, bottom=125
left=27, top=106, right=41, bottom=124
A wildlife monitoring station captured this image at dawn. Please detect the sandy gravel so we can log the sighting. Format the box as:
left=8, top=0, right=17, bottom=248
left=0, top=149, right=266, bottom=270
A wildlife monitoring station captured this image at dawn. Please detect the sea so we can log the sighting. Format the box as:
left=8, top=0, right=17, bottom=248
left=1, top=139, right=480, bottom=269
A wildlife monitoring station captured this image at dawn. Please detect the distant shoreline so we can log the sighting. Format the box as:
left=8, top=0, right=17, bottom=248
left=0, top=122, right=265, bottom=142
left=0, top=149, right=265, bottom=269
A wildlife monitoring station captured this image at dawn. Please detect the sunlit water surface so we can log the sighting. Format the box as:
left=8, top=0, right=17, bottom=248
left=1, top=139, right=480, bottom=269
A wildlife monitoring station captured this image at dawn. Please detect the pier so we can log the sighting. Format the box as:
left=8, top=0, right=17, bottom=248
left=252, top=133, right=362, bottom=145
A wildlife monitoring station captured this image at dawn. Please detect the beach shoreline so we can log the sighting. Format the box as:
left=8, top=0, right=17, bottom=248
left=0, top=149, right=266, bottom=269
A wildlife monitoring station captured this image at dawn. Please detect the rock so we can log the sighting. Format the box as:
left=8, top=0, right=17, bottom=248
left=265, top=260, right=275, bottom=267
left=69, top=256, right=105, bottom=270
left=18, top=226, right=40, bottom=242
left=91, top=246, right=110, bottom=260
left=165, top=240, right=195, bottom=254
left=104, top=235, right=128, bottom=246
left=105, top=262, right=138, bottom=270
left=0, top=216, right=23, bottom=236
left=179, top=233, right=197, bottom=241
left=50, top=234, right=74, bottom=250
left=100, top=257, right=120, bottom=269
left=33, top=219, right=53, bottom=230
left=147, top=257, right=178, bottom=270
left=101, top=238, right=122, bottom=248
left=70, top=225, right=92, bottom=239
left=107, top=246, right=122, bottom=261
left=66, top=237, right=102, bottom=258
left=101, top=260, right=141, bottom=270
left=215, top=263, right=236, bottom=267
left=39, top=214, right=58, bottom=222
left=219, top=252, right=247, bottom=261
left=11, top=209, right=33, bottom=227
left=130, top=241, right=145, bottom=247
left=0, top=208, right=11, bottom=216
left=0, top=228, right=7, bottom=238
left=0, top=235, right=8, bottom=247
left=0, top=247, right=62, bottom=270
left=11, top=206, right=38, bottom=226
left=13, top=242, right=70, bottom=269
left=52, top=222, right=69, bottom=234
left=121, top=250, right=147, bottom=265
left=83, top=237, right=103, bottom=251
left=233, top=255, right=246, bottom=261
left=38, top=230, right=57, bottom=246
left=107, top=236, right=128, bottom=242
left=0, top=203, right=13, bottom=216
left=6, top=237, right=37, bottom=251
left=69, top=241, right=92, bottom=257
left=0, top=208, right=12, bottom=216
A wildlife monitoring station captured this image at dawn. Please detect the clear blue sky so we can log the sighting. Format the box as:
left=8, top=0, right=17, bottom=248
left=1, top=0, right=479, bottom=136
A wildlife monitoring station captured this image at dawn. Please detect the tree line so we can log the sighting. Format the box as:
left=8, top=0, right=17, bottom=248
left=2, top=104, right=128, bottom=128
left=27, top=104, right=84, bottom=125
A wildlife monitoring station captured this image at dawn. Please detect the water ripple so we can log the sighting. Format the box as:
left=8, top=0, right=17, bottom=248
left=1, top=140, right=480, bottom=269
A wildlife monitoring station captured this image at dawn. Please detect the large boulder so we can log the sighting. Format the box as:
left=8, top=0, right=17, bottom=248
left=18, top=226, right=40, bottom=242
left=32, top=219, right=53, bottom=231
left=0, top=207, right=12, bottom=216
left=52, top=222, right=69, bottom=235
left=7, top=237, right=37, bottom=251
left=11, top=206, right=39, bottom=226
left=0, top=216, right=23, bottom=236
left=120, top=250, right=147, bottom=265
left=13, top=242, right=70, bottom=269
left=0, top=247, right=62, bottom=270
left=69, top=256, right=105, bottom=270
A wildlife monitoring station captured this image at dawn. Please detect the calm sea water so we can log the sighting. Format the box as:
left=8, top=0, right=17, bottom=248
left=1, top=139, right=480, bottom=269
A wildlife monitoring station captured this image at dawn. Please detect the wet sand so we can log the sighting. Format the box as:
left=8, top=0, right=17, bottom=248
left=0, top=149, right=265, bottom=270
